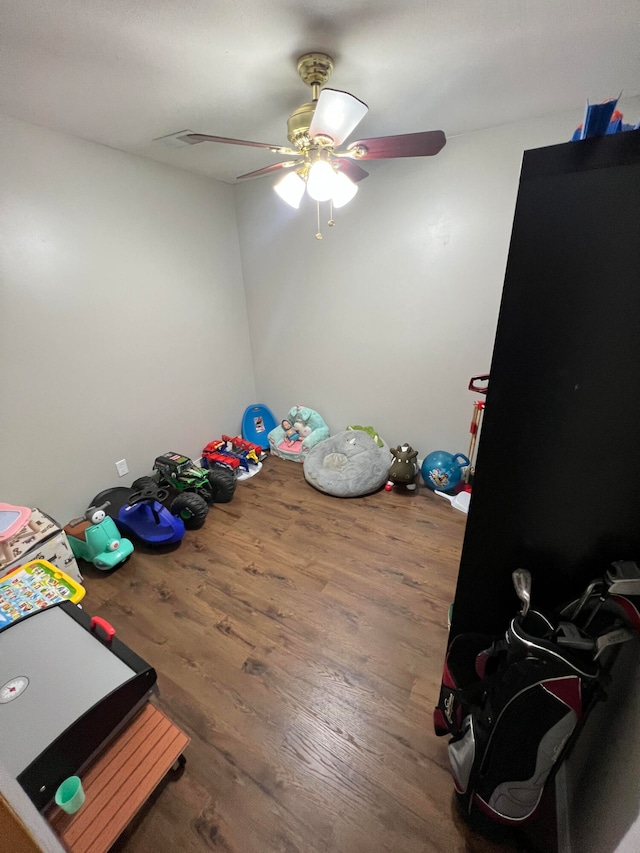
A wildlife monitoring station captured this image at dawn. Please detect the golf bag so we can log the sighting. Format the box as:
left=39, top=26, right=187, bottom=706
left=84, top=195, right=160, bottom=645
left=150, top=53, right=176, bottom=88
left=434, top=563, right=640, bottom=825
left=558, top=559, right=640, bottom=639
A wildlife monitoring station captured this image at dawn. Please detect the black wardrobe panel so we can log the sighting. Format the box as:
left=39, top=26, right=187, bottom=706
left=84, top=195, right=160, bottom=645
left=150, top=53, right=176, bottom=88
left=451, top=131, right=640, bottom=640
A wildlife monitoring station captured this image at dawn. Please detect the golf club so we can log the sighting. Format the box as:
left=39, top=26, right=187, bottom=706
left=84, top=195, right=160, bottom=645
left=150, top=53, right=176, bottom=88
left=512, top=568, right=532, bottom=618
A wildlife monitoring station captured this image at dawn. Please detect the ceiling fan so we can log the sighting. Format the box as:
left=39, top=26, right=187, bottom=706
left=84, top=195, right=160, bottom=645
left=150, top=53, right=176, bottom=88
left=186, top=53, right=446, bottom=238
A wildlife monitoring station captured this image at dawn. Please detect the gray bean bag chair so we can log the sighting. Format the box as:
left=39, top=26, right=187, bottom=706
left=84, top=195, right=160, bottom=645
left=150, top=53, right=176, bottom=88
left=304, top=429, right=391, bottom=497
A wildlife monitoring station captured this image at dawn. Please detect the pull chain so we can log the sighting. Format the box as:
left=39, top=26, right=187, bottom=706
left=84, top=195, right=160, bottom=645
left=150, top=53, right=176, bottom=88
left=315, top=201, right=323, bottom=240
left=328, top=200, right=335, bottom=227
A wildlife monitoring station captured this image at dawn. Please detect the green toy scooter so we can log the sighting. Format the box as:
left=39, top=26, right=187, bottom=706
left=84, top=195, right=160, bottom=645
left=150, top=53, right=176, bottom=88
left=64, top=502, right=133, bottom=570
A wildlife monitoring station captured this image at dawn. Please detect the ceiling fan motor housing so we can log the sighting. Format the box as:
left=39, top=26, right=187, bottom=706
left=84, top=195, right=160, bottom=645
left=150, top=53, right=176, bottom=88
left=287, top=102, right=315, bottom=149
left=296, top=53, right=333, bottom=88
left=288, top=53, right=335, bottom=149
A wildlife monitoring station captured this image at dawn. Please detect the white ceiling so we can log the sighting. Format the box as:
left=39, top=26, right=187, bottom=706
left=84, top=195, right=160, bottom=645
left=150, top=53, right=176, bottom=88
left=2, top=0, right=639, bottom=184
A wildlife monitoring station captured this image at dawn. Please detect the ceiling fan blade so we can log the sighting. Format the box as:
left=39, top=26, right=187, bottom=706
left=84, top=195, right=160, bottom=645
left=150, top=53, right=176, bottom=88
left=346, top=130, right=446, bottom=160
left=309, top=89, right=368, bottom=147
left=186, top=133, right=295, bottom=155
left=334, top=158, right=369, bottom=183
left=236, top=161, right=300, bottom=181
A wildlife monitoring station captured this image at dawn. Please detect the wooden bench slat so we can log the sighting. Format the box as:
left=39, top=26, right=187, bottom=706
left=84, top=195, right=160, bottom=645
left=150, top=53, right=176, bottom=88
left=61, top=715, right=174, bottom=846
left=45, top=703, right=189, bottom=853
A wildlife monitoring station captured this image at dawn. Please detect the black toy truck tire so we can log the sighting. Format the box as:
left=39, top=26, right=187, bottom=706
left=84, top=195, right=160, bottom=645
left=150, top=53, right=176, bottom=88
left=132, top=476, right=157, bottom=491
left=206, top=467, right=237, bottom=503
left=171, top=493, right=208, bottom=529
left=195, top=484, right=214, bottom=504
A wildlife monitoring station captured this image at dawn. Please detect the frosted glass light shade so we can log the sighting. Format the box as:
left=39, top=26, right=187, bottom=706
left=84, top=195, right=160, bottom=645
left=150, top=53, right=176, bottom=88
left=309, top=89, right=369, bottom=146
left=331, top=171, right=358, bottom=208
left=307, top=160, right=338, bottom=201
left=274, top=171, right=305, bottom=208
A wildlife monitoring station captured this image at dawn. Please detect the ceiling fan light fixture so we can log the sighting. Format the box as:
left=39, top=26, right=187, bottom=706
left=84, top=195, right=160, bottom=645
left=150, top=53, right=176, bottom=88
left=188, top=52, right=446, bottom=237
left=274, top=171, right=306, bottom=208
left=306, top=159, right=338, bottom=202
left=331, top=171, right=358, bottom=208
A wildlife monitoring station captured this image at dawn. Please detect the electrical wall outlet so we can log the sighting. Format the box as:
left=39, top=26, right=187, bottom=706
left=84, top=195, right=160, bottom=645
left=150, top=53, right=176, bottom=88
left=115, top=459, right=129, bottom=477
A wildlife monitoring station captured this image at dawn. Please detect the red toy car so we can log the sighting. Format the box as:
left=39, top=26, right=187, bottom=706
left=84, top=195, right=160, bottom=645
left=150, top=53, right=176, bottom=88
left=202, top=440, right=241, bottom=472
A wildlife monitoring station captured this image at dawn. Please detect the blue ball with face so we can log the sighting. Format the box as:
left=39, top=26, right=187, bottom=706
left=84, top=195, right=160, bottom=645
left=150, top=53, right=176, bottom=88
left=421, top=450, right=470, bottom=492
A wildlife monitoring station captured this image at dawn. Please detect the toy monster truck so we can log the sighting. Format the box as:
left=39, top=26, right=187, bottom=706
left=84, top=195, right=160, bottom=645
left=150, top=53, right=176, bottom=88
left=152, top=452, right=236, bottom=503
left=132, top=452, right=236, bottom=530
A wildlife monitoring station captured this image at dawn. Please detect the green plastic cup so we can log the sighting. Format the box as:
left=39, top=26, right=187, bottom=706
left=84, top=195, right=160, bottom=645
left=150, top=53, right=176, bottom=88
left=54, top=776, right=85, bottom=814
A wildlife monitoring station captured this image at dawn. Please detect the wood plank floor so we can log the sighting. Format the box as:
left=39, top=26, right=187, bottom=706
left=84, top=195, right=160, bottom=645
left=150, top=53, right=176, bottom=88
left=78, top=456, right=523, bottom=853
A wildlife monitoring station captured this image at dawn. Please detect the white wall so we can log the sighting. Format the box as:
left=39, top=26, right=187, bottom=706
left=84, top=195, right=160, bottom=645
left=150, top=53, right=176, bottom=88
left=0, top=114, right=256, bottom=523
left=235, top=100, right=640, bottom=456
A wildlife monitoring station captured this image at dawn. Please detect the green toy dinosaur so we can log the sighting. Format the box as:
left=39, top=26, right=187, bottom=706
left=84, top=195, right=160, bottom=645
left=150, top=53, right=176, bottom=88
left=346, top=425, right=384, bottom=447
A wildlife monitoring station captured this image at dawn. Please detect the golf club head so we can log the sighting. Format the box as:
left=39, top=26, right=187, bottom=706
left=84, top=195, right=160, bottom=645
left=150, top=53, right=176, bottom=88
left=606, top=560, right=640, bottom=596
left=594, top=626, right=635, bottom=659
left=512, top=569, right=532, bottom=617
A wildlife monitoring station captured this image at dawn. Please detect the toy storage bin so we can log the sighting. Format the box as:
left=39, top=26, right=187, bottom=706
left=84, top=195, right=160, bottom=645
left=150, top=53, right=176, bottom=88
left=0, top=508, right=82, bottom=584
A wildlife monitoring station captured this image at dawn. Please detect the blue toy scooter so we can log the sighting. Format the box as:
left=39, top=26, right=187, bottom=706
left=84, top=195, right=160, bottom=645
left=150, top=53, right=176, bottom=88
left=115, top=482, right=185, bottom=545
left=92, top=482, right=186, bottom=547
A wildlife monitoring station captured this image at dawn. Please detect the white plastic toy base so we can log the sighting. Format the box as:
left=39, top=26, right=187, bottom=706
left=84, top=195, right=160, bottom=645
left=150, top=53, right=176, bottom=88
left=236, top=462, right=262, bottom=482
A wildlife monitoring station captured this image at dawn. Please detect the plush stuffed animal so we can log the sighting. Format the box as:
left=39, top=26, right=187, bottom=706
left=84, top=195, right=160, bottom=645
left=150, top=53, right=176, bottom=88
left=385, top=443, right=419, bottom=491
left=347, top=425, right=384, bottom=447
left=293, top=420, right=312, bottom=439
left=268, top=405, right=330, bottom=462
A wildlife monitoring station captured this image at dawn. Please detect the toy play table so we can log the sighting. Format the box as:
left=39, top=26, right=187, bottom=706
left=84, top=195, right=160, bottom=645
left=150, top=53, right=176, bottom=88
left=45, top=703, right=190, bottom=853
